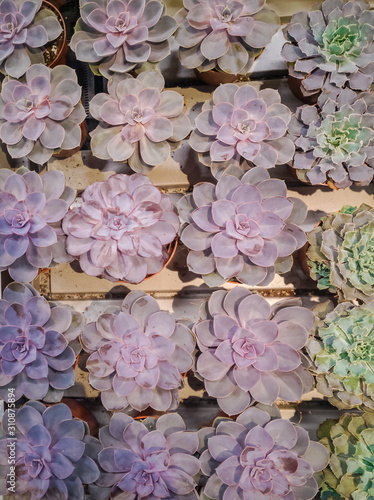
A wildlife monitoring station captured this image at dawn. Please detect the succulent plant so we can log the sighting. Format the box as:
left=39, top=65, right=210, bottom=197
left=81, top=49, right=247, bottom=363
left=0, top=401, right=100, bottom=499
left=318, top=412, right=374, bottom=499
left=307, top=300, right=374, bottom=412
left=0, top=167, right=75, bottom=282
left=189, top=83, right=294, bottom=170
left=0, top=64, right=86, bottom=164
left=282, top=0, right=374, bottom=98
left=307, top=204, right=374, bottom=302
left=175, top=0, right=279, bottom=75
left=89, top=412, right=199, bottom=499
left=0, top=0, right=63, bottom=79
left=63, top=173, right=179, bottom=283
left=70, top=0, right=177, bottom=78
left=193, top=288, right=314, bottom=415
left=81, top=291, right=195, bottom=412
left=178, top=167, right=307, bottom=287
left=89, top=70, right=190, bottom=173
left=199, top=405, right=329, bottom=500
left=0, top=282, right=83, bottom=403
left=289, top=88, right=374, bottom=188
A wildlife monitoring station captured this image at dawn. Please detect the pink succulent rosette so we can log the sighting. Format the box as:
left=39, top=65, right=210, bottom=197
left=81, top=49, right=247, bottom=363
left=71, top=0, right=177, bottom=78
left=63, top=173, right=179, bottom=283
left=199, top=406, right=329, bottom=500
left=175, top=0, right=279, bottom=75
left=178, top=167, right=307, bottom=287
left=194, top=288, right=314, bottom=415
left=89, top=70, right=190, bottom=173
left=81, top=291, right=195, bottom=412
left=189, top=83, right=295, bottom=170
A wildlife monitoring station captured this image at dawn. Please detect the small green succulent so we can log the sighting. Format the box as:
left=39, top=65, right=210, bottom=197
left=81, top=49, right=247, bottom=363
left=318, top=413, right=374, bottom=499
left=307, top=300, right=374, bottom=410
left=307, top=204, right=374, bottom=302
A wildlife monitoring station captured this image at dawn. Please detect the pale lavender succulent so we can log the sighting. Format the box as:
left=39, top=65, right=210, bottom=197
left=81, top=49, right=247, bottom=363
left=289, top=88, right=374, bottom=188
left=189, top=83, right=294, bottom=169
left=175, top=0, right=279, bottom=75
left=282, top=0, right=374, bottom=98
left=89, top=70, right=190, bottom=173
left=0, top=401, right=100, bottom=499
left=199, top=406, right=329, bottom=500
left=81, top=291, right=195, bottom=412
left=0, top=64, right=85, bottom=164
left=90, top=413, right=199, bottom=499
left=70, top=0, right=177, bottom=78
left=63, top=173, right=179, bottom=283
left=178, top=168, right=307, bottom=287
left=0, top=168, right=75, bottom=282
left=194, top=288, right=314, bottom=415
left=0, top=0, right=62, bottom=78
left=0, top=281, right=83, bottom=403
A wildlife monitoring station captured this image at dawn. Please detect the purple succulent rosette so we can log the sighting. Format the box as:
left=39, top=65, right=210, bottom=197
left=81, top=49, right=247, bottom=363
left=70, top=0, right=177, bottom=78
left=0, top=0, right=62, bottom=78
left=0, top=64, right=86, bottom=164
left=282, top=0, right=374, bottom=98
left=0, top=168, right=75, bottom=282
left=89, top=70, right=190, bottom=173
left=89, top=412, right=199, bottom=499
left=0, top=282, right=83, bottom=403
left=175, top=0, right=279, bottom=75
left=81, top=291, right=195, bottom=412
left=289, top=88, right=374, bottom=188
left=198, top=406, right=329, bottom=500
left=63, top=173, right=179, bottom=283
left=194, top=288, right=314, bottom=415
left=0, top=401, right=100, bottom=499
left=189, top=83, right=294, bottom=170
left=178, top=167, right=307, bottom=287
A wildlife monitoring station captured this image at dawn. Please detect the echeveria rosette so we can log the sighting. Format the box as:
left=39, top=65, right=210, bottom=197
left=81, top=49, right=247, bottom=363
left=0, top=401, right=100, bottom=499
left=0, top=168, right=75, bottom=282
left=81, top=291, right=195, bottom=412
left=307, top=204, right=374, bottom=302
left=70, top=0, right=177, bottom=78
left=89, top=413, right=199, bottom=500
left=0, top=282, right=83, bottom=403
left=307, top=300, right=374, bottom=412
left=282, top=0, right=374, bottom=98
left=289, top=88, right=374, bottom=188
left=175, top=0, right=279, bottom=75
left=89, top=70, right=190, bottom=173
left=63, top=173, right=179, bottom=283
left=318, top=413, right=374, bottom=499
left=0, top=64, right=86, bottom=164
left=193, top=288, right=314, bottom=415
left=0, top=0, right=62, bottom=79
left=178, top=167, right=307, bottom=287
left=199, top=405, right=329, bottom=500
left=189, top=83, right=294, bottom=171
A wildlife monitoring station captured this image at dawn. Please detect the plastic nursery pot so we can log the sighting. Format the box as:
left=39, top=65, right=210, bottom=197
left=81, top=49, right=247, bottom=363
left=42, top=0, right=68, bottom=68
left=299, top=242, right=310, bottom=277
left=53, top=119, right=88, bottom=159
left=288, top=74, right=320, bottom=105
left=287, top=164, right=339, bottom=191
left=194, top=69, right=240, bottom=85
left=60, top=398, right=99, bottom=437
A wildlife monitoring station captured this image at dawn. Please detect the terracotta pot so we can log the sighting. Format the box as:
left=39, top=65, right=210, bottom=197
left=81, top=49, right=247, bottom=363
left=42, top=0, right=68, bottom=68
left=133, top=409, right=163, bottom=420
left=53, top=119, right=88, bottom=159
left=61, top=398, right=99, bottom=436
left=287, top=164, right=339, bottom=190
left=299, top=242, right=310, bottom=277
left=194, top=69, right=239, bottom=86
left=288, top=75, right=320, bottom=104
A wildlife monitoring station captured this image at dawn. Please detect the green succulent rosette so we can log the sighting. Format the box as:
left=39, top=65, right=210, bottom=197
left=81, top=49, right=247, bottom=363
left=307, top=300, right=374, bottom=411
left=317, top=413, right=374, bottom=499
left=307, top=204, right=374, bottom=302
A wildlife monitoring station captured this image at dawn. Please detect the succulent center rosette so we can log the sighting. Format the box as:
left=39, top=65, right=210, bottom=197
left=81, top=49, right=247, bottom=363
left=81, top=291, right=194, bottom=412
left=199, top=406, right=329, bottom=500
left=71, top=0, right=177, bottom=78
left=0, top=401, right=100, bottom=499
left=282, top=0, right=374, bottom=97
left=193, top=288, right=314, bottom=415
left=63, top=173, right=179, bottom=283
